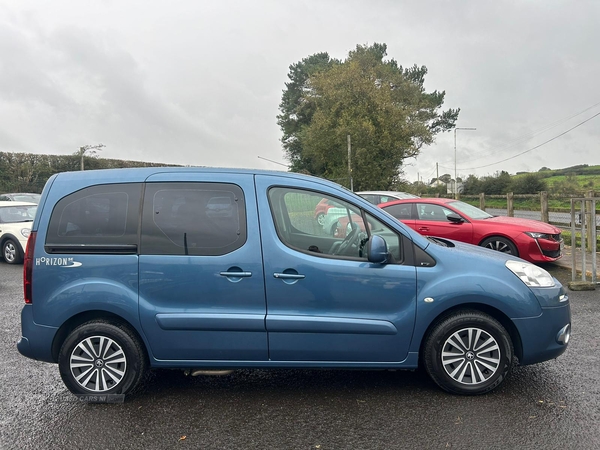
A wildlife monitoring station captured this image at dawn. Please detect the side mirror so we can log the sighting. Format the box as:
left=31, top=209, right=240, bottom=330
left=447, top=213, right=464, bottom=223
left=367, top=235, right=389, bottom=264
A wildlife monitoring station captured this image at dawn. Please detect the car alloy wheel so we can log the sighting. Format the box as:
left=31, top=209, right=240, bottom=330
left=423, top=310, right=513, bottom=395
left=441, top=327, right=500, bottom=385
left=480, top=236, right=518, bottom=256
left=59, top=321, right=147, bottom=396
left=2, top=239, right=21, bottom=264
left=69, top=336, right=127, bottom=392
left=316, top=213, right=326, bottom=226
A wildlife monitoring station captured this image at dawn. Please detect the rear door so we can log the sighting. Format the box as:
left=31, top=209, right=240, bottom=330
left=138, top=173, right=267, bottom=362
left=256, top=175, right=418, bottom=363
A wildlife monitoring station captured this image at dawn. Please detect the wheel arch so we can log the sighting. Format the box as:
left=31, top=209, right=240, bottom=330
left=51, top=310, right=150, bottom=363
left=418, top=303, right=523, bottom=364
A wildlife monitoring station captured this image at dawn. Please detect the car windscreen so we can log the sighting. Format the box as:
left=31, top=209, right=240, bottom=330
left=447, top=201, right=493, bottom=219
left=12, top=194, right=41, bottom=203
left=0, top=205, right=37, bottom=223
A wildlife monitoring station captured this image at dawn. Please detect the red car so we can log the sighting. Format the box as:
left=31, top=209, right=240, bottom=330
left=379, top=198, right=563, bottom=264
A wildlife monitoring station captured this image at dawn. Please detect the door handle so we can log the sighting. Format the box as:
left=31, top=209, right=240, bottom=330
left=273, top=273, right=305, bottom=280
left=418, top=227, right=429, bottom=231
left=219, top=271, right=252, bottom=278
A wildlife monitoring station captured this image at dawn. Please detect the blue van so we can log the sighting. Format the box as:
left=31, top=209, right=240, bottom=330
left=17, top=168, right=571, bottom=396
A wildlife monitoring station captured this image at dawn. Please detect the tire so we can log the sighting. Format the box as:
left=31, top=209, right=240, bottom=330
left=58, top=321, right=147, bottom=396
left=480, top=236, right=518, bottom=256
left=2, top=239, right=23, bottom=264
left=423, top=310, right=513, bottom=395
left=316, top=213, right=326, bottom=227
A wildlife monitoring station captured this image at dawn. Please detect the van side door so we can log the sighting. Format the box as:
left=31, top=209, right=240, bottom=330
left=138, top=174, right=267, bottom=362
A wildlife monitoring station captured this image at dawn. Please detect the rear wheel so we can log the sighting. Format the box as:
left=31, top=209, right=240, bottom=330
left=58, top=321, right=147, bottom=396
left=480, top=236, right=518, bottom=256
left=2, top=239, right=22, bottom=264
left=423, top=310, right=513, bottom=395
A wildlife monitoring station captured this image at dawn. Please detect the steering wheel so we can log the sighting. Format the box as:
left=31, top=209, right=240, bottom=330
left=333, top=222, right=361, bottom=256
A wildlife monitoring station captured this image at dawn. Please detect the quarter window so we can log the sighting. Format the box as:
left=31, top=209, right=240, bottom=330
left=45, top=184, right=141, bottom=253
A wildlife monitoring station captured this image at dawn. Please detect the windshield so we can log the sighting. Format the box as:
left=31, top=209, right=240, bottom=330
left=447, top=201, right=493, bottom=219
left=0, top=205, right=37, bottom=223
left=12, top=194, right=41, bottom=204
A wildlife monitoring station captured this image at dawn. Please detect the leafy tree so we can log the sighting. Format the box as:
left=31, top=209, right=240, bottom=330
left=480, top=171, right=512, bottom=195
left=510, top=173, right=547, bottom=194
left=462, top=174, right=482, bottom=195
left=278, top=43, right=459, bottom=190
left=277, top=53, right=339, bottom=174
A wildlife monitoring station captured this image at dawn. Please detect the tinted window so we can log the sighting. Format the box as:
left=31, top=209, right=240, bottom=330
left=141, top=183, right=246, bottom=256
left=46, top=184, right=141, bottom=252
left=359, top=194, right=378, bottom=204
left=383, top=203, right=413, bottom=220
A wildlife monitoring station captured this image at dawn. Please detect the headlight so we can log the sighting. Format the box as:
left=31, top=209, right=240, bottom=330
left=21, top=228, right=31, bottom=238
left=505, top=260, right=555, bottom=287
left=525, top=232, right=551, bottom=239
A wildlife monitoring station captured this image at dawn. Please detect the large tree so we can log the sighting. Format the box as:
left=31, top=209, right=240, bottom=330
left=278, top=43, right=459, bottom=190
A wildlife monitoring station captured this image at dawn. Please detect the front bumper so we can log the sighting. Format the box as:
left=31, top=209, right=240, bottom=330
left=512, top=302, right=571, bottom=365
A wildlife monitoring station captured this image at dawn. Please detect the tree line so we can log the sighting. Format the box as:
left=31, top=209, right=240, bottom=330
left=414, top=166, right=597, bottom=197
left=0, top=151, right=179, bottom=194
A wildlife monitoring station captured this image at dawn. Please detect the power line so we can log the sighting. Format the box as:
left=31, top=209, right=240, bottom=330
left=436, top=100, right=600, bottom=167
left=461, top=110, right=600, bottom=170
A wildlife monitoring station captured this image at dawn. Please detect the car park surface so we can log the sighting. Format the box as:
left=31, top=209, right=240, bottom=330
left=380, top=197, right=564, bottom=263
left=18, top=168, right=570, bottom=399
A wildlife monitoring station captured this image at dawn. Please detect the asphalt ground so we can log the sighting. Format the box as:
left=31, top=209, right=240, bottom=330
left=0, top=260, right=598, bottom=450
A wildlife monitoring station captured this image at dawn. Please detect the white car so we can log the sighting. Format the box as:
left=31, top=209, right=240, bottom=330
left=356, top=191, right=419, bottom=205
left=0, top=201, right=37, bottom=264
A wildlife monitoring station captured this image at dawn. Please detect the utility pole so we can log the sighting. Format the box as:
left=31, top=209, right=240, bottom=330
left=347, top=134, right=353, bottom=191
left=78, top=144, right=105, bottom=170
left=454, top=128, right=476, bottom=199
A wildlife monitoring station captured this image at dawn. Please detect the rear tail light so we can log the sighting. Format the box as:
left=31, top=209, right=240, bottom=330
left=23, top=231, right=36, bottom=304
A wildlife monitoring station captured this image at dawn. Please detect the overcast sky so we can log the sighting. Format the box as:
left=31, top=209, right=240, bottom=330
left=1, top=0, right=599, bottom=183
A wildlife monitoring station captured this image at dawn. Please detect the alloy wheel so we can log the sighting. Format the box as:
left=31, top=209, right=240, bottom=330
left=441, top=327, right=501, bottom=385
left=70, top=336, right=127, bottom=392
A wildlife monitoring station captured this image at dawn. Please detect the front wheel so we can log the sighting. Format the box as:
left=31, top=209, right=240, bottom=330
left=423, top=311, right=513, bottom=395
left=480, top=236, right=518, bottom=256
left=58, top=321, right=147, bottom=396
left=2, top=239, right=23, bottom=264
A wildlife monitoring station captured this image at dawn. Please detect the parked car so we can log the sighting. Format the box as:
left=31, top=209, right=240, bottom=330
left=0, top=201, right=37, bottom=264
left=379, top=198, right=563, bottom=264
left=357, top=191, right=419, bottom=205
left=0, top=193, right=41, bottom=204
left=18, top=168, right=570, bottom=398
left=314, top=198, right=344, bottom=226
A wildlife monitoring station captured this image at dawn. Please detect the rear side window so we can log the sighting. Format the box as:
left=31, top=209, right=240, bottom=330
left=141, top=183, right=246, bottom=256
left=383, top=203, right=413, bottom=220
left=45, top=184, right=142, bottom=253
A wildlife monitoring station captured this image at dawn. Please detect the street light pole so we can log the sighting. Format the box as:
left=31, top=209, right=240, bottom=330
left=454, top=127, right=476, bottom=199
